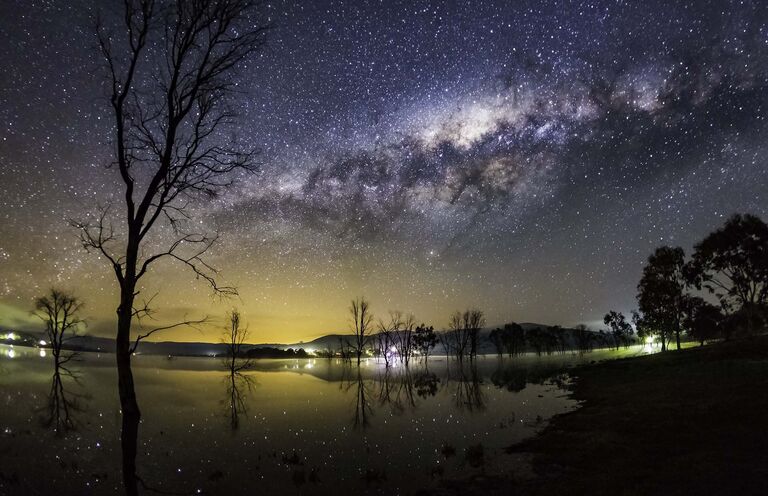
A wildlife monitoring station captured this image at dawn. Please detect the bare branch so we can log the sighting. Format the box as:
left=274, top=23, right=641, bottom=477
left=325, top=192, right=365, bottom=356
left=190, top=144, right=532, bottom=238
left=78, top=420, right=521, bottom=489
left=130, top=316, right=210, bottom=354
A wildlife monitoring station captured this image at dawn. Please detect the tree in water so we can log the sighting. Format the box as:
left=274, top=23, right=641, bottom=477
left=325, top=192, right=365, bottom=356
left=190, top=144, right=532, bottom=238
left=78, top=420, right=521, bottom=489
left=223, top=309, right=252, bottom=374
left=34, top=289, right=87, bottom=434
left=375, top=312, right=400, bottom=368
left=35, top=289, right=85, bottom=369
left=221, top=310, right=255, bottom=433
left=396, top=313, right=417, bottom=367
left=73, top=2, right=268, bottom=492
left=349, top=297, right=374, bottom=366
left=506, top=323, right=526, bottom=357
left=489, top=327, right=505, bottom=357
left=413, top=324, right=438, bottom=363
left=465, top=309, right=485, bottom=360
left=686, top=213, right=768, bottom=335
left=636, top=246, right=687, bottom=350
left=490, top=323, right=525, bottom=357
left=446, top=311, right=469, bottom=359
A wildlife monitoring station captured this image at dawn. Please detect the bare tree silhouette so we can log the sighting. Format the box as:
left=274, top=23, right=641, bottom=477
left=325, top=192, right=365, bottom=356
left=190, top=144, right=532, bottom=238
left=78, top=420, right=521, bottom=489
left=348, top=297, right=374, bottom=366
left=375, top=312, right=399, bottom=368
left=34, top=289, right=85, bottom=366
left=72, top=2, right=269, bottom=493
left=43, top=366, right=90, bottom=435
left=34, top=289, right=90, bottom=435
left=223, top=368, right=255, bottom=430
left=395, top=313, right=417, bottom=367
left=223, top=309, right=252, bottom=373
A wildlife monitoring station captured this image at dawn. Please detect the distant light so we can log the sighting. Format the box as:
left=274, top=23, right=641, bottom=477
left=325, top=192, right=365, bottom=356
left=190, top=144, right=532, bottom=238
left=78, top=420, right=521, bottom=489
left=39, top=340, right=47, bottom=346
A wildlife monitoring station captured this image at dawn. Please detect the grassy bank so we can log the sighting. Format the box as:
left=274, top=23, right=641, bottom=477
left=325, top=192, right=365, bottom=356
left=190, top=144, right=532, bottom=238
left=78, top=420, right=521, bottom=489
left=510, top=335, right=768, bottom=495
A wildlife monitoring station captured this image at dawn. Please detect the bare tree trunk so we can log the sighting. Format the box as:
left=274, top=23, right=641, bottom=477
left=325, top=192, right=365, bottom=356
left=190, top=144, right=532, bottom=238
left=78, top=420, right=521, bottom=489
left=121, top=406, right=140, bottom=496
left=117, top=275, right=140, bottom=495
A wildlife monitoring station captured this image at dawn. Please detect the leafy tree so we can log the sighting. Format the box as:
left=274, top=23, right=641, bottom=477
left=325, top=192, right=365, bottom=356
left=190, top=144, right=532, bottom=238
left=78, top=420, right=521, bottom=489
left=527, top=327, right=545, bottom=356
left=505, top=322, right=525, bottom=357
left=686, top=214, right=768, bottom=335
left=573, top=324, right=593, bottom=354
left=637, top=246, right=687, bottom=350
left=682, top=297, right=723, bottom=345
left=603, top=311, right=634, bottom=350
left=413, top=325, right=438, bottom=362
left=489, top=327, right=505, bottom=357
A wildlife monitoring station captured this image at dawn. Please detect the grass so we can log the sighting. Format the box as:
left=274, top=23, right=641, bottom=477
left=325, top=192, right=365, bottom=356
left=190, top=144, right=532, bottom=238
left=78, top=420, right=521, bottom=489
left=509, top=335, right=768, bottom=495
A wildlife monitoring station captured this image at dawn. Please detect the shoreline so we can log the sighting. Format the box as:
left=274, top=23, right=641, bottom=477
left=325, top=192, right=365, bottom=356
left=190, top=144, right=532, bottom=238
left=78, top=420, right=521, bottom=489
left=505, top=335, right=768, bottom=495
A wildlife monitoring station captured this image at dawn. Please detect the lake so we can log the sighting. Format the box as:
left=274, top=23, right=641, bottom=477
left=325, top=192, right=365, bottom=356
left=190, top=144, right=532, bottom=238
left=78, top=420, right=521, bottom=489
left=0, top=344, right=648, bottom=495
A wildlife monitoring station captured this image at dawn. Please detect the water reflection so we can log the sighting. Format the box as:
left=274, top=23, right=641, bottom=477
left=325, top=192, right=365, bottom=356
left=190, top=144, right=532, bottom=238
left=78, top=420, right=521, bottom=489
left=0, top=346, right=613, bottom=494
left=224, top=370, right=255, bottom=430
left=452, top=363, right=486, bottom=412
left=42, top=365, right=89, bottom=434
left=345, top=369, right=373, bottom=429
left=41, top=349, right=90, bottom=435
left=490, top=359, right=573, bottom=393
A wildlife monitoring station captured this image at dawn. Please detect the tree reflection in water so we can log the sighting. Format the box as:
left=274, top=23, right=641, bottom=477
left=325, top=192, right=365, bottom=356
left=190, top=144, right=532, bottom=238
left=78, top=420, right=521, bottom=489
left=344, top=366, right=442, bottom=429
left=452, top=363, right=486, bottom=412
left=346, top=369, right=373, bottom=429
left=224, top=370, right=256, bottom=430
left=42, top=357, right=90, bottom=435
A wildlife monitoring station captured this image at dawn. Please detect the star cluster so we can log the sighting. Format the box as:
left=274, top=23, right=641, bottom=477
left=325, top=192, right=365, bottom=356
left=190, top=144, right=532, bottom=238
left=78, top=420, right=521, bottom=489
left=0, top=0, right=767, bottom=341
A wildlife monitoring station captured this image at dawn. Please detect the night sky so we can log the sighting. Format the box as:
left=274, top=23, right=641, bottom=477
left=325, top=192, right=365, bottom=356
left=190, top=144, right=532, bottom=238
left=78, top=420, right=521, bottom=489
left=1, top=0, right=766, bottom=343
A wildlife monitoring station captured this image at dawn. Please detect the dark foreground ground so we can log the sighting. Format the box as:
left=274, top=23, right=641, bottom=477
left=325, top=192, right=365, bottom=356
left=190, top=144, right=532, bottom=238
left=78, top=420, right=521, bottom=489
left=443, top=336, right=768, bottom=495
left=518, top=336, right=768, bottom=495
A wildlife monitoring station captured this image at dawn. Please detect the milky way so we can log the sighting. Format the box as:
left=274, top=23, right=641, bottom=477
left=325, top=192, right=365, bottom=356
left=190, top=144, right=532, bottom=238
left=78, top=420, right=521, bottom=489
left=1, top=0, right=767, bottom=342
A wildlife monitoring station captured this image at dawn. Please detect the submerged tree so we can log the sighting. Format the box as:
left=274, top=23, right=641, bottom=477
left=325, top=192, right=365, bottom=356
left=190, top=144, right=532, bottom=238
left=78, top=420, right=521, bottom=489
left=637, top=246, right=687, bottom=350
left=396, top=313, right=417, bottom=366
left=444, top=309, right=485, bottom=360
left=413, top=324, right=437, bottom=362
left=34, top=289, right=87, bottom=435
left=686, top=214, right=768, bottom=335
left=488, top=327, right=505, bottom=357
left=349, top=297, right=374, bottom=366
left=73, top=2, right=269, bottom=493
left=223, top=309, right=251, bottom=374
left=35, top=289, right=85, bottom=367
left=375, top=312, right=400, bottom=368
left=465, top=309, right=485, bottom=359
left=445, top=311, right=469, bottom=359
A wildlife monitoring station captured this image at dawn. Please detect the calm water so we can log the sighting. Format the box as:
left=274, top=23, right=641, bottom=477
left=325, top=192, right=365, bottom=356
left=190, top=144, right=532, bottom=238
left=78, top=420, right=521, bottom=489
left=0, top=344, right=646, bottom=495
